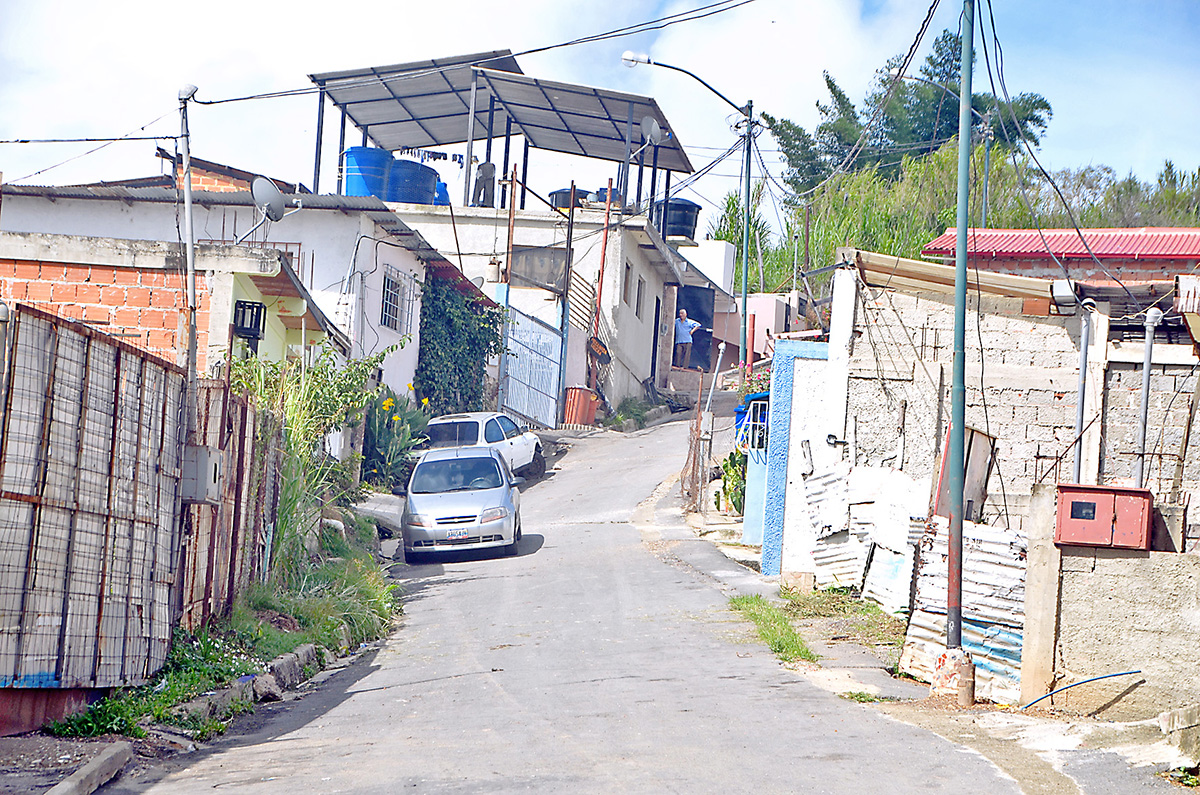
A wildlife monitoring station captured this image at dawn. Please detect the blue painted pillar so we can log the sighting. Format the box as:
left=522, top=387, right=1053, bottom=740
left=761, top=339, right=829, bottom=576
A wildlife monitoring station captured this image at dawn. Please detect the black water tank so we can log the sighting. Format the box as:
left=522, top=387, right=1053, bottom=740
left=549, top=188, right=583, bottom=209
left=652, top=197, right=701, bottom=239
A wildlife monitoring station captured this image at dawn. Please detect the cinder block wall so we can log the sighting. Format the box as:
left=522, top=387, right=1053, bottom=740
left=847, top=290, right=1080, bottom=532
left=1102, top=363, right=1198, bottom=487
left=0, top=257, right=210, bottom=368
left=1056, top=546, right=1200, bottom=719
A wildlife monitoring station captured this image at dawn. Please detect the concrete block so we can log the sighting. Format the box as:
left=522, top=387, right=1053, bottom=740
left=781, top=571, right=815, bottom=592
left=294, top=643, right=318, bottom=671
left=44, top=741, right=132, bottom=795
left=253, top=673, right=283, bottom=702
left=320, top=646, right=338, bottom=666
left=268, top=653, right=301, bottom=689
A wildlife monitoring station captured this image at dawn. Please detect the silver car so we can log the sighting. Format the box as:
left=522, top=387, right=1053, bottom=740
left=400, top=447, right=524, bottom=565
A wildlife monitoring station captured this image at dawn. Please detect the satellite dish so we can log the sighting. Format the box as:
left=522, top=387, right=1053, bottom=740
left=470, top=276, right=485, bottom=288
left=236, top=177, right=300, bottom=244
left=641, top=116, right=663, bottom=146
left=252, top=177, right=287, bottom=222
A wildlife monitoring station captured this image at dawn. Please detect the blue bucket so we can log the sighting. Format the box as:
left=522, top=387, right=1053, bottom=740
left=434, top=181, right=450, bottom=206
left=387, top=159, right=439, bottom=204
left=343, top=147, right=392, bottom=199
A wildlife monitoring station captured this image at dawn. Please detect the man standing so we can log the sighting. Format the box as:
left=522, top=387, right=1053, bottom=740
left=673, top=308, right=705, bottom=369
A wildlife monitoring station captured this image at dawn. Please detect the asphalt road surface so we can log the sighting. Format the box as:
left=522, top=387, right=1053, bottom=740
left=112, top=420, right=1022, bottom=794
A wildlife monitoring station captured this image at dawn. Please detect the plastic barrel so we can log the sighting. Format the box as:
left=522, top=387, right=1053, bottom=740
left=387, top=159, right=439, bottom=204
left=652, top=197, right=702, bottom=239
left=344, top=147, right=392, bottom=199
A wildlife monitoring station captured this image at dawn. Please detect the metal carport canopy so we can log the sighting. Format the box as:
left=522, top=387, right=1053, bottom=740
left=474, top=69, right=693, bottom=174
left=309, top=51, right=523, bottom=151
left=309, top=52, right=693, bottom=174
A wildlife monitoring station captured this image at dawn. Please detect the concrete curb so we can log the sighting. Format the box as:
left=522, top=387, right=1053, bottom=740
left=44, top=741, right=131, bottom=795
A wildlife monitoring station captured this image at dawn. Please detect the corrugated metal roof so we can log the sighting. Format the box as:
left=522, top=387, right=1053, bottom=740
left=923, top=227, right=1200, bottom=260
left=311, top=51, right=523, bottom=150
left=310, top=52, right=693, bottom=174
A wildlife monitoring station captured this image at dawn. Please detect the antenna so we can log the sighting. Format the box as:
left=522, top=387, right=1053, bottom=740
left=236, top=176, right=301, bottom=244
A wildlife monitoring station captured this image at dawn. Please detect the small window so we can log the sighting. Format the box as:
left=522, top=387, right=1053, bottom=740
left=484, top=419, right=505, bottom=443
left=497, top=416, right=520, bottom=438
left=381, top=267, right=415, bottom=333
left=623, top=262, right=633, bottom=304
left=635, top=277, right=646, bottom=319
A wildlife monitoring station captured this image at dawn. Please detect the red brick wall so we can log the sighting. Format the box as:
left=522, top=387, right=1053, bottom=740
left=172, top=166, right=249, bottom=194
left=0, top=258, right=213, bottom=368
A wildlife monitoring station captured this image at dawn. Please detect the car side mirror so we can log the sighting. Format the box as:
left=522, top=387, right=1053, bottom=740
left=512, top=476, right=526, bottom=487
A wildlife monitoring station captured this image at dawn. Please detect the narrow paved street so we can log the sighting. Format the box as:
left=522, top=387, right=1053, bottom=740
left=112, top=420, right=1019, bottom=793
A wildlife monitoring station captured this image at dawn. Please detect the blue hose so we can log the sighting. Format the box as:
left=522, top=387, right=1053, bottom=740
left=1021, top=670, right=1142, bottom=710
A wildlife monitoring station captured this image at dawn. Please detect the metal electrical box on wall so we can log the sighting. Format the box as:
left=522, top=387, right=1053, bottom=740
left=1055, top=484, right=1153, bottom=550
left=181, top=445, right=223, bottom=505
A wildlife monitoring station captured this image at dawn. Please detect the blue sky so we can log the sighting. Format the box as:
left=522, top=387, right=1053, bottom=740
left=1, top=0, right=1197, bottom=236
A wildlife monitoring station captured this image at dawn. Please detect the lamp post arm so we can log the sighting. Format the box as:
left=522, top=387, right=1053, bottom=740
left=647, top=59, right=747, bottom=117
left=891, top=71, right=985, bottom=123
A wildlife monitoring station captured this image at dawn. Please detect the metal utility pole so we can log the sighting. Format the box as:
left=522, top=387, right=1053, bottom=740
left=740, top=101, right=753, bottom=375
left=179, top=85, right=199, bottom=442
left=948, top=0, right=975, bottom=650
left=621, top=52, right=752, bottom=373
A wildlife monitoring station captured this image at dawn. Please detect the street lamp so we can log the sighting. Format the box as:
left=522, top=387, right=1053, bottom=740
left=623, top=51, right=754, bottom=377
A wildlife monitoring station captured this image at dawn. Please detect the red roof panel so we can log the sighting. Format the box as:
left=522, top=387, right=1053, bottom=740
left=923, top=228, right=1200, bottom=260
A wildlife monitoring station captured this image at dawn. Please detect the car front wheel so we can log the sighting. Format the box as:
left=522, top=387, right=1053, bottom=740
left=523, top=447, right=546, bottom=479
left=505, top=525, right=522, bottom=557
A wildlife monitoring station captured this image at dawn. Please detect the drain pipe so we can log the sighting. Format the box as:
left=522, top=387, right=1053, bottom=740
left=1072, top=299, right=1096, bottom=483
left=1135, top=307, right=1164, bottom=488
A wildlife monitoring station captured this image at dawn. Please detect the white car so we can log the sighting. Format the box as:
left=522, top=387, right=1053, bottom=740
left=423, top=412, right=546, bottom=478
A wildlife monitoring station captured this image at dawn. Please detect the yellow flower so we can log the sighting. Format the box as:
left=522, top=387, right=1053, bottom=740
left=421, top=397, right=429, bottom=406
left=407, top=383, right=415, bottom=392
left=381, top=397, right=394, bottom=411
left=392, top=415, right=401, bottom=422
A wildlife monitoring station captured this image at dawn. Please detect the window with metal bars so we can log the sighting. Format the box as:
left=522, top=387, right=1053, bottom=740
left=381, top=268, right=414, bottom=333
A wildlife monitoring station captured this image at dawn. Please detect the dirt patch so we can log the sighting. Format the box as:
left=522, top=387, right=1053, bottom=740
left=0, top=733, right=113, bottom=794
left=256, top=609, right=301, bottom=632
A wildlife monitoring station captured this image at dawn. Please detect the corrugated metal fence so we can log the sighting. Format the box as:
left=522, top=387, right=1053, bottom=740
left=178, top=382, right=282, bottom=630
left=0, top=305, right=184, bottom=688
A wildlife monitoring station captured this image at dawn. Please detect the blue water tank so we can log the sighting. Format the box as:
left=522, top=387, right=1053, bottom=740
left=434, top=181, right=450, bottom=206
left=387, top=159, right=439, bottom=204
left=344, top=147, right=392, bottom=199
left=652, top=197, right=702, bottom=239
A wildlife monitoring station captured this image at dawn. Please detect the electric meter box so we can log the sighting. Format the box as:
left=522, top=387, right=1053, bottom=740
left=1055, top=484, right=1153, bottom=550
left=181, top=445, right=222, bottom=505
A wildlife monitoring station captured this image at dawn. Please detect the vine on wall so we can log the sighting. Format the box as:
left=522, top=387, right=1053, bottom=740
left=413, top=276, right=504, bottom=417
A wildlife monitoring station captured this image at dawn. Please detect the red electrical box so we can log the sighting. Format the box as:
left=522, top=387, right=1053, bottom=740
left=1055, top=484, right=1153, bottom=550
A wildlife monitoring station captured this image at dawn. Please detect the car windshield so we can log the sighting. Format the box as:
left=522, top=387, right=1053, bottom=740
left=410, top=458, right=503, bottom=494
left=426, top=421, right=479, bottom=447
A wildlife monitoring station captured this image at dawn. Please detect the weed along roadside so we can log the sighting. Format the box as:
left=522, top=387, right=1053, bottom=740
left=22, top=515, right=401, bottom=792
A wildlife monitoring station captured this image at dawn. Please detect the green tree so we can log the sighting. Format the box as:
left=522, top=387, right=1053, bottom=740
left=765, top=29, right=1052, bottom=192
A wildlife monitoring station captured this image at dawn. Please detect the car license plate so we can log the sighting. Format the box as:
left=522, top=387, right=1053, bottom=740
left=446, top=528, right=470, bottom=540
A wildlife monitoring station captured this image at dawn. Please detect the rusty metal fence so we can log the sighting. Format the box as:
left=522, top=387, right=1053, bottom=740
left=0, top=305, right=185, bottom=688
left=178, top=382, right=282, bottom=629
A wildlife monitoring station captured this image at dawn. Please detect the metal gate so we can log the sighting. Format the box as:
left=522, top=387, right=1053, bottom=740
left=500, top=307, right=562, bottom=428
